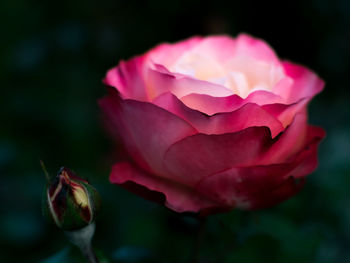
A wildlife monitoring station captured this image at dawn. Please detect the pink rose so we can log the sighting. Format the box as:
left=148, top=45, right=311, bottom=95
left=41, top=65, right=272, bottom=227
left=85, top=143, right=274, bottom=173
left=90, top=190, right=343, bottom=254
left=99, top=34, right=325, bottom=214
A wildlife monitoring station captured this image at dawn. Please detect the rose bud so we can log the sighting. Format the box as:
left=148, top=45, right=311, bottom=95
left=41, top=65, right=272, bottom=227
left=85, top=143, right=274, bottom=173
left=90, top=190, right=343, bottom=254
left=44, top=167, right=100, bottom=231
left=99, top=34, right=325, bottom=215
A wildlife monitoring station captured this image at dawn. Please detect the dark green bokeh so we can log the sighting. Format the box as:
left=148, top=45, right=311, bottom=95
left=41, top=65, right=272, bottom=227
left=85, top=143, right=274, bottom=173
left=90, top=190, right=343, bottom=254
left=1, top=0, right=349, bottom=262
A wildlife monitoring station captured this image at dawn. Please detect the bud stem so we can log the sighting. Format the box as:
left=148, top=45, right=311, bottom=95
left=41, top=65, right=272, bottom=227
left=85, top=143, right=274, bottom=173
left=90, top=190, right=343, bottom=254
left=65, top=223, right=99, bottom=263
left=80, top=243, right=99, bottom=263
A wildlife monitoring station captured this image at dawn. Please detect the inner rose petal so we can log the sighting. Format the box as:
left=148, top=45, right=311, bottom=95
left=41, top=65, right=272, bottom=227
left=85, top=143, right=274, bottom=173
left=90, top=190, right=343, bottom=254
left=225, top=56, right=285, bottom=98
left=160, top=49, right=285, bottom=99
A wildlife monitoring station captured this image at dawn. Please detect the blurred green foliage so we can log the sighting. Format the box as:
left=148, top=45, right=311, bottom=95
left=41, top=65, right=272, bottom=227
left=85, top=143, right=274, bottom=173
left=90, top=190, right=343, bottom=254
left=1, top=0, right=349, bottom=262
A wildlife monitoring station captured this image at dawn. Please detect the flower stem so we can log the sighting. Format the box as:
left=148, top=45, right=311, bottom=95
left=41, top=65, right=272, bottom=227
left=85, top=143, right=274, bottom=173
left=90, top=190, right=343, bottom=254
left=191, top=217, right=207, bottom=263
left=65, top=223, right=99, bottom=263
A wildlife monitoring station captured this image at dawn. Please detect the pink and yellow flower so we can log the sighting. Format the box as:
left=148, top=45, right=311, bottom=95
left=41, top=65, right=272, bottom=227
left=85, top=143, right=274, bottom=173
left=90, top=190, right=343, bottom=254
left=100, top=34, right=325, bottom=214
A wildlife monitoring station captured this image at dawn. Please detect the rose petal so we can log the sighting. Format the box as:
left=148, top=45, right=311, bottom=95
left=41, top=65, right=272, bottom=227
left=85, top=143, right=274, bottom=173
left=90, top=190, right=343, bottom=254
left=153, top=92, right=284, bottom=137
left=262, top=113, right=309, bottom=163
left=163, top=126, right=275, bottom=186
left=186, top=35, right=237, bottom=63
left=184, top=34, right=281, bottom=65
left=110, top=162, right=218, bottom=213
left=180, top=90, right=284, bottom=115
left=109, top=125, right=324, bottom=213
left=196, top=165, right=302, bottom=210
left=147, top=68, right=234, bottom=100
left=162, top=112, right=324, bottom=188
left=146, top=36, right=203, bottom=68
left=103, top=56, right=150, bottom=101
left=233, top=34, right=281, bottom=65
left=262, top=98, right=309, bottom=127
left=196, top=129, right=324, bottom=210
left=99, top=90, right=198, bottom=175
left=276, top=61, right=325, bottom=103
left=285, top=125, right=325, bottom=177
left=147, top=33, right=281, bottom=71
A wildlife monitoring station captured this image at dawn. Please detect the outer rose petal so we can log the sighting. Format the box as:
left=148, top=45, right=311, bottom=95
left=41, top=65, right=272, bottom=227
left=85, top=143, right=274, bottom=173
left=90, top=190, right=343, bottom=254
left=153, top=92, right=284, bottom=137
left=196, top=128, right=324, bottom=210
left=162, top=113, right=316, bottom=188
left=275, top=61, right=325, bottom=103
left=262, top=99, right=308, bottom=127
left=99, top=89, right=198, bottom=175
left=163, top=126, right=276, bottom=186
left=262, top=113, right=308, bottom=163
left=104, top=56, right=150, bottom=101
left=109, top=124, right=325, bottom=213
left=110, top=162, right=218, bottom=213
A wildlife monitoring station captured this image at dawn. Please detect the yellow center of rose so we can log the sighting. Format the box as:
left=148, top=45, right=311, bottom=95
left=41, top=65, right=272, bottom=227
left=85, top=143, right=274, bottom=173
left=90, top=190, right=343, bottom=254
left=72, top=185, right=89, bottom=208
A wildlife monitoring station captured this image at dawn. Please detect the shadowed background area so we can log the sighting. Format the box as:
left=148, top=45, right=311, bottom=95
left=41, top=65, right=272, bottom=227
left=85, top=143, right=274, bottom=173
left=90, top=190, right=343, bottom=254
left=1, top=0, right=349, bottom=262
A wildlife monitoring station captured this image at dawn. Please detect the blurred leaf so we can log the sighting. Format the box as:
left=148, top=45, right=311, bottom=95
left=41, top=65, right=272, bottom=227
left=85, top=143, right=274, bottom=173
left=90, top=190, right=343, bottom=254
left=112, top=246, right=155, bottom=262
left=224, top=234, right=281, bottom=263
left=0, top=211, right=43, bottom=244
left=40, top=245, right=112, bottom=263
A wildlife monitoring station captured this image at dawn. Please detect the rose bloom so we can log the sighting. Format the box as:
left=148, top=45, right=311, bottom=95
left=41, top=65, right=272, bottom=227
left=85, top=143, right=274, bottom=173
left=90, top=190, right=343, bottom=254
left=99, top=34, right=325, bottom=214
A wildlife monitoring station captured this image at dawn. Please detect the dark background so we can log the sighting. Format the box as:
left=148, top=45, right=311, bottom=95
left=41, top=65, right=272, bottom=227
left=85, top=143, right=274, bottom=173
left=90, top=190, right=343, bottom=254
left=1, top=0, right=349, bottom=262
